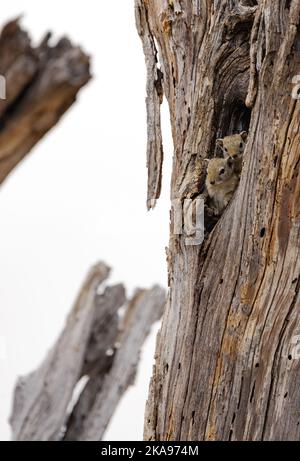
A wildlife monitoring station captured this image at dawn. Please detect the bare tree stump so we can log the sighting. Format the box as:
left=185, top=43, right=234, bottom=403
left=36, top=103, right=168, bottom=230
left=10, top=262, right=165, bottom=441
left=0, top=19, right=90, bottom=184
left=66, top=286, right=165, bottom=441
left=136, top=0, right=300, bottom=441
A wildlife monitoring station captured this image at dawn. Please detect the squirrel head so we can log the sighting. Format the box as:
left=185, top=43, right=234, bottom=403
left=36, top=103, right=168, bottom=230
left=206, top=157, right=235, bottom=185
left=216, top=131, right=247, bottom=159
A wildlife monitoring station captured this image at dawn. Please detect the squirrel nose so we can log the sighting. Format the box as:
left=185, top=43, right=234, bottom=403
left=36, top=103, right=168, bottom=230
left=233, top=154, right=238, bottom=159
left=210, top=180, right=215, bottom=185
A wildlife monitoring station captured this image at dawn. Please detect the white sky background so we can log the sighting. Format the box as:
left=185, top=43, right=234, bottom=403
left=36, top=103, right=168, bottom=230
left=0, top=1, right=173, bottom=440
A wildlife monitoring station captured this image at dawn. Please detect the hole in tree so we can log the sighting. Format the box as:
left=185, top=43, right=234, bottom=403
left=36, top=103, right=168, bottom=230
left=237, top=376, right=244, bottom=410
left=214, top=100, right=252, bottom=156
left=168, top=0, right=174, bottom=11
left=244, top=0, right=258, bottom=5
left=260, top=227, right=266, bottom=238
left=285, top=0, right=292, bottom=9
left=250, top=382, right=256, bottom=403
left=205, top=101, right=252, bottom=232
left=205, top=66, right=253, bottom=232
left=191, top=410, right=195, bottom=424
left=226, top=101, right=251, bottom=136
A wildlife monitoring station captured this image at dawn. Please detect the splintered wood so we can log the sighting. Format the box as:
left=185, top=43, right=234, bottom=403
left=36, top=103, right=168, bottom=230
left=10, top=262, right=165, bottom=441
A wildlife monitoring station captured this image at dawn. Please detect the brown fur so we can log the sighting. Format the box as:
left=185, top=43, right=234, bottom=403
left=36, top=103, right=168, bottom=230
left=216, top=131, right=247, bottom=176
left=206, top=157, right=239, bottom=214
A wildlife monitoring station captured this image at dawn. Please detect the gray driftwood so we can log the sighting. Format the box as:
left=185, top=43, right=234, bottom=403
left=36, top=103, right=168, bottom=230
left=10, top=263, right=165, bottom=441
left=136, top=5, right=164, bottom=210
left=69, top=286, right=165, bottom=441
left=0, top=19, right=90, bottom=184
left=136, top=0, right=300, bottom=441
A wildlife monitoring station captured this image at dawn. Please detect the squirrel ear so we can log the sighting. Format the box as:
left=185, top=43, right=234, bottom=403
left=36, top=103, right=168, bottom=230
left=216, top=138, right=224, bottom=147
left=240, top=131, right=248, bottom=142
left=202, top=158, right=210, bottom=167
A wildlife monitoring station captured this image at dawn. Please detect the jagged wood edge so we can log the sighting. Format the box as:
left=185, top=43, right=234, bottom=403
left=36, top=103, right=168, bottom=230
left=0, top=19, right=91, bottom=184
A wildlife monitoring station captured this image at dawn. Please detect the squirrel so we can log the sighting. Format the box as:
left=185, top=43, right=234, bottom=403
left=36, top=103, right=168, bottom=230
left=216, top=131, right=247, bottom=176
left=205, top=157, right=239, bottom=215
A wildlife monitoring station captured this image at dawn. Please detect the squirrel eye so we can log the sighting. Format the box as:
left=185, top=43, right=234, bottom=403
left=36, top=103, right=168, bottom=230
left=219, top=168, right=225, bottom=175
left=224, top=147, right=228, bottom=152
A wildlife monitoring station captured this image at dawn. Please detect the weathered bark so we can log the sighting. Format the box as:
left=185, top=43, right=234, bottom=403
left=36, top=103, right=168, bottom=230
left=0, top=19, right=90, bottom=184
left=10, top=262, right=114, bottom=441
left=137, top=0, right=300, bottom=441
left=10, top=262, right=165, bottom=441
left=136, top=5, right=164, bottom=209
left=68, top=286, right=165, bottom=441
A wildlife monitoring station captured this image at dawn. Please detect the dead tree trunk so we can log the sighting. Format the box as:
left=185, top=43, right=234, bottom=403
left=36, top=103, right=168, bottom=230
left=10, top=262, right=165, bottom=441
left=136, top=0, right=300, bottom=441
left=0, top=19, right=90, bottom=184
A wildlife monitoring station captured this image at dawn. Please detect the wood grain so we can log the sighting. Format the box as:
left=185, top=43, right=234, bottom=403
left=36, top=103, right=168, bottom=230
left=137, top=0, right=300, bottom=441
left=10, top=263, right=165, bottom=441
left=0, top=19, right=90, bottom=185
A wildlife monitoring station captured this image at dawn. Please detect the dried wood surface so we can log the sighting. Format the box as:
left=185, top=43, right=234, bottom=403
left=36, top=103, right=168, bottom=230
left=136, top=0, right=300, bottom=441
left=68, top=286, right=165, bottom=441
left=0, top=19, right=90, bottom=184
left=10, top=262, right=165, bottom=441
left=136, top=5, right=164, bottom=209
